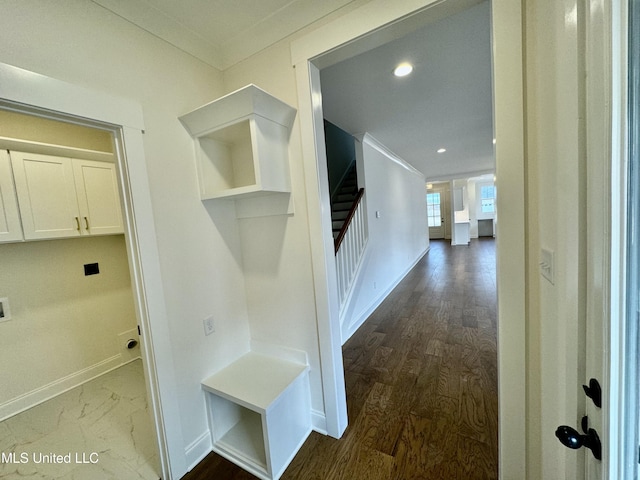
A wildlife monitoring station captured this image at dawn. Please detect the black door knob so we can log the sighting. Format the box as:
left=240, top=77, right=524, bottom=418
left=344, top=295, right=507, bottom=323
left=555, top=424, right=602, bottom=460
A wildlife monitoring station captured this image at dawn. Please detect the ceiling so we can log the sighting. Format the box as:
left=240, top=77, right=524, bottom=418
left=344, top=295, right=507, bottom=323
left=320, top=1, right=494, bottom=181
left=90, top=0, right=361, bottom=70
left=91, top=0, right=494, bottom=181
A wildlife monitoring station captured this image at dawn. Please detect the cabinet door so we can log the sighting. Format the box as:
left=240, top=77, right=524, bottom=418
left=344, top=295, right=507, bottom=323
left=11, top=151, right=81, bottom=240
left=72, top=159, right=123, bottom=235
left=0, top=151, right=24, bottom=243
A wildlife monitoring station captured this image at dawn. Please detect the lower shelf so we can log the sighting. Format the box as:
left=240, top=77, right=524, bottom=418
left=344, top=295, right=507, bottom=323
left=202, top=350, right=311, bottom=480
left=216, top=406, right=266, bottom=470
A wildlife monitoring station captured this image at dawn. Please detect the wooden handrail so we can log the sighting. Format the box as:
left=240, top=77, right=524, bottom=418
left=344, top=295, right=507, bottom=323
left=334, top=188, right=365, bottom=254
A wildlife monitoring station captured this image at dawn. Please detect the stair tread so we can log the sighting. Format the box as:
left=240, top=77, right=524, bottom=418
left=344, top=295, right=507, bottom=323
left=333, top=201, right=354, bottom=209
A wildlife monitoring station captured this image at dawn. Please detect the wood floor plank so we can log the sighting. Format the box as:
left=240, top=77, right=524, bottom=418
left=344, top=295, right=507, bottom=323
left=390, top=413, right=433, bottom=479
left=181, top=239, right=498, bottom=480
left=456, top=435, right=498, bottom=480
left=327, top=443, right=395, bottom=480
left=436, top=342, right=463, bottom=399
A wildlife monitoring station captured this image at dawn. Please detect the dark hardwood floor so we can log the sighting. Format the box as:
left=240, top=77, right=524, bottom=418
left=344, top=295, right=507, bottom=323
left=182, top=238, right=498, bottom=480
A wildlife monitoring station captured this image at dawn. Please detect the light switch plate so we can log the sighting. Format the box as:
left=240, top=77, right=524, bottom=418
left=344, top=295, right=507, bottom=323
left=540, top=248, right=555, bottom=284
left=203, top=315, right=215, bottom=336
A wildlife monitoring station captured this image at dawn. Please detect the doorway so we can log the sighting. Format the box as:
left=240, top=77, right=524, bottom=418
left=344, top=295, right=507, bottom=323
left=0, top=62, right=182, bottom=479
left=427, top=183, right=451, bottom=240
left=0, top=109, right=161, bottom=479
left=292, top=0, right=526, bottom=476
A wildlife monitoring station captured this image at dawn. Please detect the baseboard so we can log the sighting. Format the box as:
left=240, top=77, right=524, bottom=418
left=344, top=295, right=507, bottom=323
left=0, top=354, right=125, bottom=422
left=185, top=430, right=213, bottom=472
left=311, top=409, right=328, bottom=435
left=342, top=246, right=430, bottom=343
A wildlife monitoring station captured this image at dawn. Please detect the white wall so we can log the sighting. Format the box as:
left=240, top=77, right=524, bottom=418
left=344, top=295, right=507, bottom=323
left=0, top=0, right=252, bottom=471
left=525, top=0, right=585, bottom=477
left=0, top=236, right=136, bottom=414
left=0, top=110, right=113, bottom=152
left=341, top=134, right=429, bottom=340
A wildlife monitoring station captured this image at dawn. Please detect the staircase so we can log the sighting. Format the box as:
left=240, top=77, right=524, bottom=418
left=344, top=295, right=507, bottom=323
left=331, top=165, right=359, bottom=241
left=331, top=164, right=368, bottom=319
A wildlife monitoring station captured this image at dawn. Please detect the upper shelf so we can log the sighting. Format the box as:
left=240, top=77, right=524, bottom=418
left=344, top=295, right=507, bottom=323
left=201, top=351, right=309, bottom=414
left=0, top=136, right=114, bottom=163
left=179, top=85, right=297, bottom=203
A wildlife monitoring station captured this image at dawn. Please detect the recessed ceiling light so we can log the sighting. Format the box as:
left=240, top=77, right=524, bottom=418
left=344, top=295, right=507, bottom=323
left=393, top=63, right=413, bottom=77
left=437, top=148, right=446, bottom=153
left=493, top=138, right=497, bottom=144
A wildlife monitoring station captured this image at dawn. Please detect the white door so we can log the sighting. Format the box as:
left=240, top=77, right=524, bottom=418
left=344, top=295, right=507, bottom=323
left=73, top=159, right=124, bottom=235
left=427, top=184, right=449, bottom=239
left=0, top=151, right=23, bottom=243
left=11, top=151, right=81, bottom=239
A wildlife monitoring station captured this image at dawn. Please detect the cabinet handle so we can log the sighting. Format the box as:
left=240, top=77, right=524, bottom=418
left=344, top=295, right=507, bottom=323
left=84, top=217, right=89, bottom=231
left=75, top=217, right=80, bottom=231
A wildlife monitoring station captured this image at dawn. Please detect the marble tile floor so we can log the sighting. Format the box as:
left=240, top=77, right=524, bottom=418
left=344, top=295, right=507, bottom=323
left=0, top=360, right=161, bottom=480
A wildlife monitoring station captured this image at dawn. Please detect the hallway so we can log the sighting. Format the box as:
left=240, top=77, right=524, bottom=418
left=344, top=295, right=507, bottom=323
left=184, top=239, right=498, bottom=479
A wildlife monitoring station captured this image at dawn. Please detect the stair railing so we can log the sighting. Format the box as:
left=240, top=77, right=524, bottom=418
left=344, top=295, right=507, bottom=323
left=335, top=188, right=367, bottom=310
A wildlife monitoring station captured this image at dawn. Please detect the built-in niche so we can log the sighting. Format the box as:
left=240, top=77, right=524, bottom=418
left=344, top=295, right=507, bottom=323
left=179, top=84, right=297, bottom=217
left=179, top=87, right=311, bottom=479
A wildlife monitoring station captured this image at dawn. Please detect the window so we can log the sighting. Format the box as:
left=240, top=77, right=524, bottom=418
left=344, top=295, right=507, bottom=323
left=426, top=192, right=441, bottom=227
left=480, top=185, right=496, bottom=213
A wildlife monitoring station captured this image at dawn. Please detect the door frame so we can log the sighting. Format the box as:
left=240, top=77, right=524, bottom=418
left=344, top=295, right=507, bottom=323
left=292, top=0, right=526, bottom=476
left=0, top=62, right=184, bottom=479
left=609, top=0, right=634, bottom=477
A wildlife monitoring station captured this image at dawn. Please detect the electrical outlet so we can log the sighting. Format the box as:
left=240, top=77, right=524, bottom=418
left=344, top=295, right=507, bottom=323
left=203, top=316, right=215, bottom=336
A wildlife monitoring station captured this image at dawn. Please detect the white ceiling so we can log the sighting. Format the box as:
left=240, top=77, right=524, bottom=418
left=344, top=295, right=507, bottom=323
left=320, top=1, right=494, bottom=181
left=91, top=0, right=494, bottom=181
left=90, top=0, right=360, bottom=70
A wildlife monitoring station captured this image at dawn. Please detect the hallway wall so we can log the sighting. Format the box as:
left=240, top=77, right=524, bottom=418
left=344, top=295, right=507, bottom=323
left=341, top=134, right=429, bottom=341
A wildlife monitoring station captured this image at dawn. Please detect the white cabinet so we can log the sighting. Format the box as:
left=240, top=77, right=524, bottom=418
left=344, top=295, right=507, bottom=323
left=11, top=151, right=80, bottom=240
left=10, top=151, right=123, bottom=240
left=72, top=159, right=124, bottom=236
left=0, top=151, right=24, bottom=243
left=202, top=351, right=311, bottom=480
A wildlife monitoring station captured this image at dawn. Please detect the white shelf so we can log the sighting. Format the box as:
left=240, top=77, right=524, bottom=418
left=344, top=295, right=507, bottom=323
left=179, top=85, right=296, bottom=214
left=202, top=352, right=308, bottom=412
left=217, top=409, right=267, bottom=469
left=0, top=136, right=114, bottom=163
left=202, top=350, right=311, bottom=480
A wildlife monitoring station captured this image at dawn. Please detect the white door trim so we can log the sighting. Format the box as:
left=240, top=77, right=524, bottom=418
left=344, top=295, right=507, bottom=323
left=0, top=62, right=185, bottom=479
left=292, top=0, right=527, bottom=477
left=609, top=0, right=632, bottom=477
